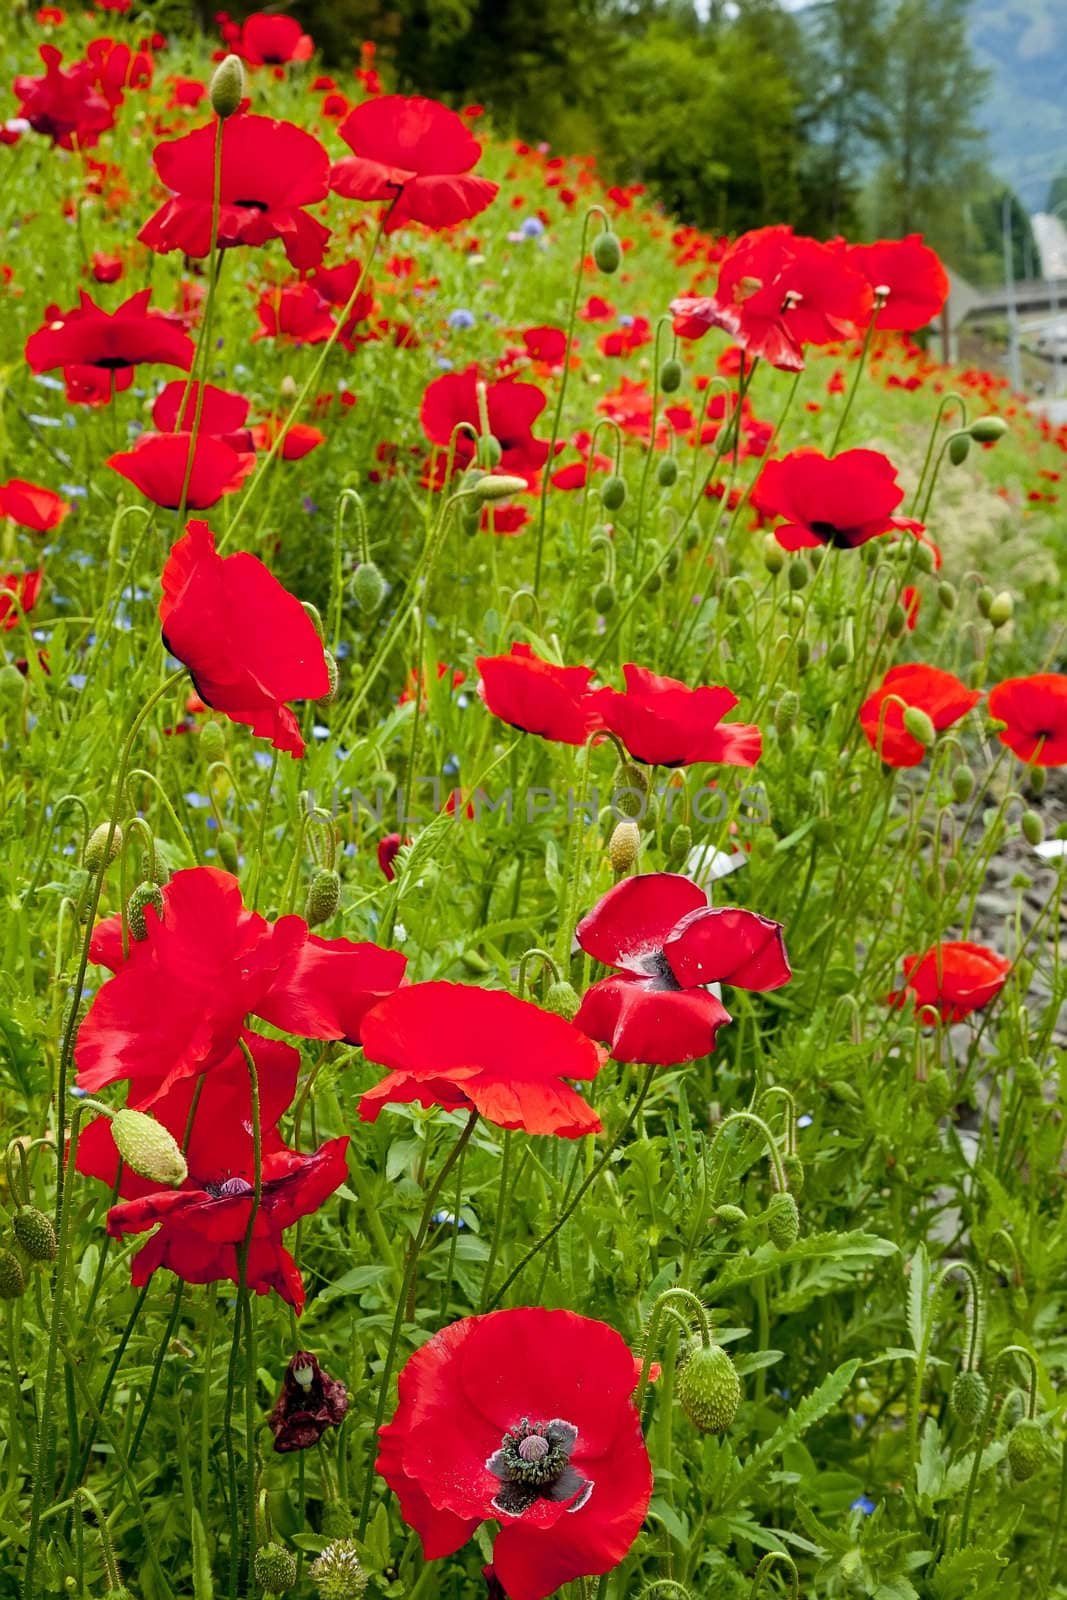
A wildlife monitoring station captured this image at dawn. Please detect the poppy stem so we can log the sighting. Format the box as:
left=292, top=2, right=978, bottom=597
left=828, top=308, right=879, bottom=456
left=356, top=1109, right=479, bottom=1539
left=175, top=114, right=226, bottom=527
left=479, top=1128, right=512, bottom=1312
left=957, top=1344, right=1038, bottom=1550
left=486, top=1064, right=657, bottom=1312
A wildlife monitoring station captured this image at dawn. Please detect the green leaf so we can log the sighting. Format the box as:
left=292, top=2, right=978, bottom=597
left=722, top=1358, right=862, bottom=1508
left=930, top=1546, right=1007, bottom=1600
left=908, top=1243, right=931, bottom=1353
left=190, top=1507, right=213, bottom=1600
left=916, top=1417, right=945, bottom=1506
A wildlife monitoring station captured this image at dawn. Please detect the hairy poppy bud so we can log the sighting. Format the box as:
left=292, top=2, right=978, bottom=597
left=0, top=663, right=26, bottom=704
left=255, top=1545, right=298, bottom=1594
left=200, top=719, right=226, bottom=763
left=209, top=53, right=245, bottom=119
left=306, top=868, right=341, bottom=927
left=668, top=823, right=692, bottom=862
left=912, top=540, right=937, bottom=575
left=887, top=603, right=907, bottom=638
left=127, top=881, right=164, bottom=942
left=677, top=1341, right=741, bottom=1434
left=609, top=819, right=640, bottom=874
left=320, top=651, right=340, bottom=704
left=1015, top=1056, right=1043, bottom=1098
left=951, top=764, right=975, bottom=803
left=948, top=433, right=971, bottom=466
left=657, top=456, right=678, bottom=487
left=0, top=1248, right=26, bottom=1300
left=950, top=1369, right=988, bottom=1428
left=659, top=357, right=683, bottom=393
left=476, top=474, right=529, bottom=501
left=937, top=581, right=957, bottom=611
left=795, top=638, right=811, bottom=670
left=478, top=434, right=503, bottom=469
left=713, top=1203, right=747, bottom=1229
left=988, top=591, right=1013, bottom=628
left=13, top=1206, right=57, bottom=1263
left=828, top=640, right=850, bottom=670
left=1008, top=1418, right=1048, bottom=1482
left=321, top=1503, right=356, bottom=1539
left=111, top=1109, right=187, bottom=1187
left=85, top=822, right=122, bottom=873
left=924, top=1067, right=952, bottom=1117
left=787, top=557, right=808, bottom=592
left=1029, top=766, right=1047, bottom=797
left=593, top=581, right=616, bottom=614
left=942, top=857, right=961, bottom=890
left=309, top=1540, right=368, bottom=1599
left=976, top=585, right=993, bottom=618
left=1021, top=810, right=1043, bottom=846
left=902, top=706, right=936, bottom=749
left=543, top=980, right=580, bottom=1020
left=969, top=414, right=1008, bottom=443
left=601, top=474, right=627, bottom=511
left=774, top=691, right=799, bottom=736
left=766, top=1190, right=799, bottom=1250
left=593, top=231, right=622, bottom=274
left=782, top=1153, right=804, bottom=1194
left=762, top=535, right=784, bottom=575
left=217, top=831, right=240, bottom=873
left=351, top=561, right=385, bottom=614
left=645, top=566, right=663, bottom=595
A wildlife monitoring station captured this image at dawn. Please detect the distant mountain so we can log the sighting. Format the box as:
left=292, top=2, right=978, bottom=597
left=969, top=0, right=1067, bottom=207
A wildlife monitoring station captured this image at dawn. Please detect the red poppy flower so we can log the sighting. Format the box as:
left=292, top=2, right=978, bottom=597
left=574, top=873, right=788, bottom=1065
left=591, top=665, right=761, bottom=768
left=378, top=1307, right=652, bottom=1600
left=139, top=114, right=331, bottom=271
left=152, top=378, right=251, bottom=445
left=331, top=95, right=499, bottom=233
left=890, top=941, right=1011, bottom=1024
left=480, top=503, right=531, bottom=535
left=0, top=479, right=69, bottom=533
left=475, top=643, right=602, bottom=746
left=249, top=418, right=325, bottom=459
left=359, top=982, right=605, bottom=1138
left=85, top=36, right=153, bottom=106
left=77, top=865, right=406, bottom=1105
left=377, top=833, right=405, bottom=881
left=421, top=367, right=550, bottom=481
left=169, top=76, right=208, bottom=109
left=108, top=432, right=254, bottom=510
left=14, top=45, right=114, bottom=149
left=859, top=665, right=981, bottom=767
left=90, top=250, right=123, bottom=283
left=267, top=1351, right=347, bottom=1453
left=751, top=448, right=904, bottom=550
left=0, top=570, right=44, bottom=631
left=25, top=289, right=195, bottom=392
left=671, top=226, right=872, bottom=372
left=253, top=282, right=336, bottom=344
left=847, top=235, right=949, bottom=332
left=236, top=13, right=314, bottom=64
left=107, top=1134, right=348, bottom=1310
left=987, top=674, right=1067, bottom=767
left=159, top=518, right=330, bottom=755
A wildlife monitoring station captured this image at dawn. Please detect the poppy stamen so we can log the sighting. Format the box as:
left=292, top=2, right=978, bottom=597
left=486, top=1417, right=592, bottom=1517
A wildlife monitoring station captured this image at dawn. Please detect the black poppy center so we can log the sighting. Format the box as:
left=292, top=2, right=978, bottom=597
left=203, top=1176, right=254, bottom=1198
left=809, top=520, right=854, bottom=549
left=233, top=196, right=270, bottom=212
left=95, top=356, right=134, bottom=370
left=634, top=947, right=682, bottom=990
left=486, top=1417, right=591, bottom=1518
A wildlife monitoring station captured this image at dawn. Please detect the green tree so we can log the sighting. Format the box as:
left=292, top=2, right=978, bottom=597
left=800, top=0, right=889, bottom=234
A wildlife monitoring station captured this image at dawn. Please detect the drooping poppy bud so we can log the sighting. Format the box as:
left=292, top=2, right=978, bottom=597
left=950, top=1369, right=988, bottom=1428
left=658, top=456, right=678, bottom=487
left=948, top=433, right=970, bottom=466
left=609, top=819, right=640, bottom=874
left=111, top=1109, right=188, bottom=1186
left=306, top=868, right=341, bottom=927
left=1008, top=1418, right=1049, bottom=1482
left=601, top=474, right=626, bottom=511
left=766, top=1190, right=799, bottom=1250
left=677, top=1340, right=741, bottom=1434
left=351, top=561, right=385, bottom=614
left=969, top=415, right=1008, bottom=443
left=543, top=980, right=580, bottom=1020
left=0, top=1248, right=27, bottom=1299
left=13, top=1206, right=57, bottom=1262
left=85, top=821, right=122, bottom=873
left=593, top=231, right=622, bottom=274
left=254, top=1545, right=298, bottom=1594
left=659, top=357, right=683, bottom=393
left=127, top=881, right=165, bottom=941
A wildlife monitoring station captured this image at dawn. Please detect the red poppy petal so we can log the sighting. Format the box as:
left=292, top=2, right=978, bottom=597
left=576, top=872, right=707, bottom=968
left=574, top=976, right=730, bottom=1065
left=663, top=907, right=791, bottom=991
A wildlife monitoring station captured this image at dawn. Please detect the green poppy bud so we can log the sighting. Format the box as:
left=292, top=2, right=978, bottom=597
left=812, top=816, right=834, bottom=846
left=969, top=414, right=1008, bottom=443
left=902, top=706, right=937, bottom=748
left=0, top=663, right=26, bottom=704
left=478, top=434, right=502, bottom=469
left=84, top=822, right=122, bottom=873
left=306, top=867, right=341, bottom=928
left=712, top=1203, right=747, bottom=1228
left=200, top=719, right=226, bottom=764
left=309, top=1540, right=368, bottom=1599
left=543, top=980, right=580, bottom=1020
left=976, top=585, right=993, bottom=618
left=1015, top=1057, right=1043, bottom=1099
left=644, top=567, right=663, bottom=595
left=766, top=1190, right=800, bottom=1250
left=13, top=1206, right=57, bottom=1263
left=912, top=540, right=937, bottom=575
left=1008, top=1418, right=1048, bottom=1482
left=988, top=591, right=1013, bottom=628
left=782, top=1153, right=805, bottom=1194
left=1029, top=766, right=1047, bottom=797
left=1021, top=810, right=1043, bottom=846
left=951, top=765, right=975, bottom=803
left=753, top=825, right=778, bottom=859
left=937, top=581, right=957, bottom=611
left=351, top=561, right=386, bottom=614
left=774, top=691, right=800, bottom=735
left=476, top=473, right=529, bottom=501
left=828, top=640, right=850, bottom=669
left=887, top=603, right=907, bottom=638
left=320, top=1503, right=356, bottom=1539
left=593, top=231, right=622, bottom=274
left=942, top=857, right=961, bottom=890
left=209, top=53, right=245, bottom=120
left=613, top=764, right=647, bottom=817
left=950, top=1369, right=988, bottom=1428
left=254, top=1543, right=298, bottom=1594
left=111, top=1109, right=188, bottom=1187
left=763, top=535, right=785, bottom=575
left=609, top=820, right=640, bottom=874
left=795, top=638, right=811, bottom=670
left=677, top=1340, right=741, bottom=1434
left=217, top=831, right=240, bottom=873
left=668, top=823, right=692, bottom=862
left=924, top=1066, right=952, bottom=1118
left=0, top=1248, right=26, bottom=1299
left=948, top=433, right=971, bottom=466
left=657, top=456, right=678, bottom=487
left=127, top=880, right=164, bottom=942
left=593, top=581, right=616, bottom=614
left=787, top=557, right=809, bottom=591
left=659, top=358, right=683, bottom=393
left=601, top=475, right=627, bottom=511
